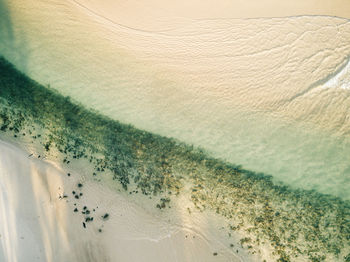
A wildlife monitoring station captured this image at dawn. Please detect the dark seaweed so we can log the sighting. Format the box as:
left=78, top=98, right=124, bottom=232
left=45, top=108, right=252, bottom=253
left=0, top=56, right=349, bottom=261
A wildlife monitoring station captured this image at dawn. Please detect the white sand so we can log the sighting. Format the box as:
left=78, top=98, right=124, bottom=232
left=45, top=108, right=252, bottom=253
left=0, top=140, right=251, bottom=261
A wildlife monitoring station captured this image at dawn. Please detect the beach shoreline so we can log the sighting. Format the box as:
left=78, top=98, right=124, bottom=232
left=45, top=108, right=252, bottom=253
left=1, top=57, right=349, bottom=261
left=1, top=0, right=350, bottom=198
left=0, top=139, right=246, bottom=261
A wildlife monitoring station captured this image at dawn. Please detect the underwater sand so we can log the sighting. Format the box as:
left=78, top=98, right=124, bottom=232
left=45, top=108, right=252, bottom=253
left=0, top=58, right=349, bottom=261
left=0, top=0, right=350, bottom=261
left=1, top=0, right=350, bottom=199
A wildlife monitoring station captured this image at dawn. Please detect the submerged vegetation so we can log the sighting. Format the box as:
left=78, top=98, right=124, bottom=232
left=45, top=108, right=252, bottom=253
left=0, top=56, right=349, bottom=261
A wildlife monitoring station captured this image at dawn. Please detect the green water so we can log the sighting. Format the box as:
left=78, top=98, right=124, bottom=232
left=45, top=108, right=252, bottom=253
left=0, top=57, right=349, bottom=261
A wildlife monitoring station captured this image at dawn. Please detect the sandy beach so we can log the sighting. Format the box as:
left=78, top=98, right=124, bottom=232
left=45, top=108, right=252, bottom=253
left=1, top=0, right=350, bottom=261
left=0, top=140, right=250, bottom=261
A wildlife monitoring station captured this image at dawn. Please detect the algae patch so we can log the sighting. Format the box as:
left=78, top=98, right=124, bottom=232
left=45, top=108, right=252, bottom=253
left=0, top=57, right=349, bottom=261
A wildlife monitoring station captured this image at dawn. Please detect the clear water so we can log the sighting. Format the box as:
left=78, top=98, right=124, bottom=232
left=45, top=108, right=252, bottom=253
left=1, top=56, right=350, bottom=261
left=1, top=1, right=350, bottom=260
left=1, top=0, right=350, bottom=200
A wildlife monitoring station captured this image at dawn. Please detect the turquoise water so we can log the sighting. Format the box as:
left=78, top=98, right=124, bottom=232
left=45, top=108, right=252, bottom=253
left=0, top=57, right=349, bottom=261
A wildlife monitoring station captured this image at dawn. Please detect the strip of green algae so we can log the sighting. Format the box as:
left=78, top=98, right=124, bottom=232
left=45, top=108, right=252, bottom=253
left=0, top=56, right=349, bottom=261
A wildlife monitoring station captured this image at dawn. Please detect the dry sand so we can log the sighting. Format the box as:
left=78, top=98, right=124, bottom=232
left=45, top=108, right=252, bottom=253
left=0, top=140, right=250, bottom=261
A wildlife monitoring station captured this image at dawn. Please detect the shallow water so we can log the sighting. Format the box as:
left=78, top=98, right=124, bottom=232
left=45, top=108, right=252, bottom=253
left=1, top=0, right=350, bottom=261
left=0, top=57, right=349, bottom=261
left=1, top=0, right=350, bottom=200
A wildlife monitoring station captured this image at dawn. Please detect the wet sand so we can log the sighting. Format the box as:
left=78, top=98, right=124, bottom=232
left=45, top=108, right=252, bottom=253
left=72, top=0, right=350, bottom=31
